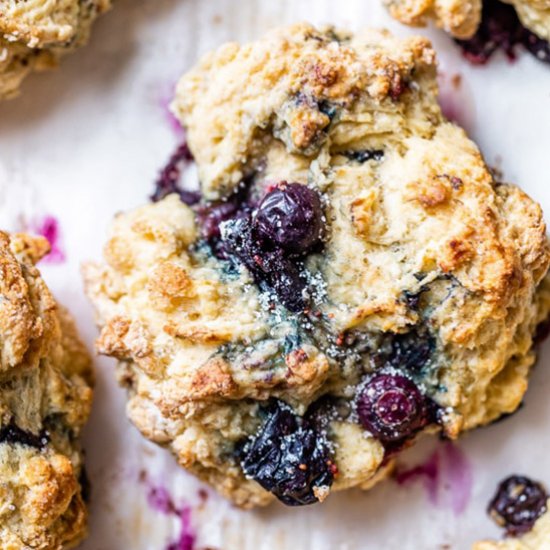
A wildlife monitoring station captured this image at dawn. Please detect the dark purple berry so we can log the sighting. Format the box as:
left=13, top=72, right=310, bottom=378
left=0, top=423, right=48, bottom=449
left=522, top=31, right=550, bottom=63
left=196, top=200, right=241, bottom=241
left=488, top=476, right=548, bottom=537
left=240, top=400, right=335, bottom=506
left=388, top=330, right=435, bottom=372
left=151, top=142, right=201, bottom=205
left=253, top=183, right=323, bottom=256
left=343, top=149, right=384, bottom=163
left=221, top=218, right=307, bottom=312
left=455, top=0, right=550, bottom=65
left=356, top=374, right=428, bottom=444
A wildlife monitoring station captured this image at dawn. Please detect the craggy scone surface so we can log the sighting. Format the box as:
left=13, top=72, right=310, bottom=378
left=384, top=0, right=550, bottom=40
left=0, top=232, right=93, bottom=549
left=0, top=0, right=110, bottom=99
left=85, top=24, right=550, bottom=508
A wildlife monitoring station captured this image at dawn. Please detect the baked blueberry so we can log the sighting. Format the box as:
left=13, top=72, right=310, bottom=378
left=356, top=374, right=429, bottom=444
left=488, top=476, right=548, bottom=536
left=241, top=401, right=335, bottom=506
left=253, top=183, right=324, bottom=255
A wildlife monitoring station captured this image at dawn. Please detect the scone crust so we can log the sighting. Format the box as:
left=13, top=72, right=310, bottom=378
left=385, top=0, right=550, bottom=41
left=86, top=24, right=550, bottom=508
left=0, top=231, right=93, bottom=549
left=0, top=0, right=111, bottom=99
left=384, top=0, right=483, bottom=39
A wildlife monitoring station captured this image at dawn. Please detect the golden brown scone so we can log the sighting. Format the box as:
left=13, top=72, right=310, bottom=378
left=85, top=24, right=550, bottom=509
left=474, top=504, right=550, bottom=549
left=0, top=231, right=93, bottom=549
left=385, top=0, right=483, bottom=39
left=0, top=0, right=111, bottom=99
left=384, top=0, right=550, bottom=40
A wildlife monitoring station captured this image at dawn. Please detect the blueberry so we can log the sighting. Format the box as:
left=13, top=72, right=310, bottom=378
left=221, top=218, right=307, bottom=312
left=240, top=400, right=335, bottom=506
left=388, top=330, right=435, bottom=372
left=522, top=31, right=550, bottom=64
left=455, top=0, right=550, bottom=65
left=253, top=183, right=323, bottom=256
left=489, top=476, right=548, bottom=536
left=343, top=150, right=384, bottom=163
left=151, top=142, right=201, bottom=205
left=356, top=374, right=429, bottom=444
left=0, top=423, right=48, bottom=449
left=197, top=200, right=242, bottom=241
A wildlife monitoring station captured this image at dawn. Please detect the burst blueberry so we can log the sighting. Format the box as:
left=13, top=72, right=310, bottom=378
left=253, top=182, right=323, bottom=255
left=240, top=400, right=335, bottom=506
left=488, top=475, right=548, bottom=536
left=356, top=374, right=428, bottom=444
left=221, top=217, right=307, bottom=312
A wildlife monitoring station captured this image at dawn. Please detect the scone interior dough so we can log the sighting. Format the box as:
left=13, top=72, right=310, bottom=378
left=0, top=232, right=93, bottom=549
left=85, top=24, right=550, bottom=508
left=385, top=0, right=550, bottom=41
left=0, top=0, right=111, bottom=99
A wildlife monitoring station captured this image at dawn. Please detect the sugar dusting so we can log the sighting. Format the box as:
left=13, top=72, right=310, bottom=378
left=396, top=442, right=473, bottom=516
left=32, top=216, right=66, bottom=264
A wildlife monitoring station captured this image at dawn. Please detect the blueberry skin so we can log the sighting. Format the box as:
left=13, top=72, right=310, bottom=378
left=0, top=423, right=48, bottom=449
left=240, top=400, right=335, bottom=506
left=356, top=374, right=429, bottom=444
left=221, top=217, right=307, bottom=312
left=455, top=0, right=550, bottom=65
left=489, top=476, right=548, bottom=536
left=253, top=183, right=323, bottom=256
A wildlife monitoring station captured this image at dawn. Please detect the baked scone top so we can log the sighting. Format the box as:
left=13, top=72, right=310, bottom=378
left=0, top=0, right=110, bottom=99
left=86, top=24, right=550, bottom=508
left=384, top=0, right=550, bottom=41
left=0, top=232, right=93, bottom=549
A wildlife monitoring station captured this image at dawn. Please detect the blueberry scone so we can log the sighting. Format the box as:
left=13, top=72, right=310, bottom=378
left=0, top=232, right=93, bottom=548
left=474, top=476, right=549, bottom=549
left=385, top=0, right=550, bottom=63
left=84, top=24, right=550, bottom=508
left=0, top=0, right=111, bottom=99
left=384, top=0, right=550, bottom=39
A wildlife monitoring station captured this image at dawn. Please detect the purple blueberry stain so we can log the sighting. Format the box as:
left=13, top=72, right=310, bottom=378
left=158, top=82, right=185, bottom=138
left=140, top=473, right=198, bottom=550
left=395, top=442, right=473, bottom=516
left=442, top=441, right=473, bottom=516
left=488, top=475, right=548, bottom=536
left=166, top=507, right=196, bottom=550
left=151, top=141, right=201, bottom=205
left=395, top=450, right=440, bottom=505
left=455, top=0, right=550, bottom=65
left=147, top=484, right=178, bottom=515
left=32, top=216, right=66, bottom=264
